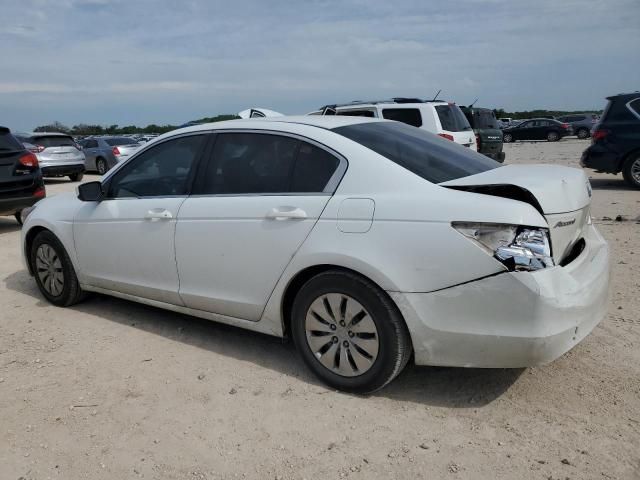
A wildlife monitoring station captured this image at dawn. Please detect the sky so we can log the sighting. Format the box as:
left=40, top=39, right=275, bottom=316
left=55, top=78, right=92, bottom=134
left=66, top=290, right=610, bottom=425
left=1, top=0, right=639, bottom=131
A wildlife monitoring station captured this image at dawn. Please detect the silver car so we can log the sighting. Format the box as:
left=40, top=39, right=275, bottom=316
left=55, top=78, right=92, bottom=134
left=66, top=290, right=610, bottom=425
left=80, top=136, right=141, bottom=175
left=15, top=132, right=86, bottom=182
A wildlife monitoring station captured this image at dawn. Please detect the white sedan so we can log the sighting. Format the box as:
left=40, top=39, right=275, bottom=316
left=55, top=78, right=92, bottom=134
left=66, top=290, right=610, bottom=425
left=21, top=116, right=609, bottom=393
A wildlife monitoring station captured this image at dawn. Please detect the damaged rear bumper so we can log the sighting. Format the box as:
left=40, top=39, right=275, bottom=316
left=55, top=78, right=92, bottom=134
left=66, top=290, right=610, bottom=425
left=391, top=224, right=609, bottom=368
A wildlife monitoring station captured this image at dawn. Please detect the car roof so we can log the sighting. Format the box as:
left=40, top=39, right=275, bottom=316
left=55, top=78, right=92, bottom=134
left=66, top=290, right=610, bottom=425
left=325, top=99, right=450, bottom=109
left=606, top=91, right=640, bottom=101
left=176, top=115, right=384, bottom=134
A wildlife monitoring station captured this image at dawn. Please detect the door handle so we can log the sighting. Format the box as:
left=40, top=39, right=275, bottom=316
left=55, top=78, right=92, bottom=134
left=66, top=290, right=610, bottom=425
left=145, top=208, right=173, bottom=220
left=266, top=207, right=307, bottom=220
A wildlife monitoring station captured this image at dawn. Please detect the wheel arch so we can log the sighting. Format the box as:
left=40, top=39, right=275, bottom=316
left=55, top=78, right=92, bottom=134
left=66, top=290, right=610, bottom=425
left=24, top=225, right=51, bottom=275
left=279, top=264, right=411, bottom=343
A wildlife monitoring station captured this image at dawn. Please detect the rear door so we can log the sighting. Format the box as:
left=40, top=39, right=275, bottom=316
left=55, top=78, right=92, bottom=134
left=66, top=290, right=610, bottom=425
left=0, top=129, right=38, bottom=204
left=175, top=131, right=345, bottom=320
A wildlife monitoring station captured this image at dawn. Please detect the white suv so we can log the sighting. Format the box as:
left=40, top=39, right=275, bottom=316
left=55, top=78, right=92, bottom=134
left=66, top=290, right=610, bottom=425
left=310, top=98, right=477, bottom=150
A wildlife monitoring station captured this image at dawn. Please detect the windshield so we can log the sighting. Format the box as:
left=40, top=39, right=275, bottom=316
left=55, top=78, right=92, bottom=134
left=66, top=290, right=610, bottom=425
left=332, top=121, right=499, bottom=183
left=106, top=138, right=139, bottom=146
left=435, top=104, right=472, bottom=132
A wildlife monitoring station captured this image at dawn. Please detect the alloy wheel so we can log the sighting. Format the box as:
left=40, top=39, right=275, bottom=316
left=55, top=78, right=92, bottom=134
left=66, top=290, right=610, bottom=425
left=35, top=244, right=64, bottom=296
left=631, top=158, right=640, bottom=185
left=97, top=159, right=107, bottom=175
left=304, top=293, right=379, bottom=377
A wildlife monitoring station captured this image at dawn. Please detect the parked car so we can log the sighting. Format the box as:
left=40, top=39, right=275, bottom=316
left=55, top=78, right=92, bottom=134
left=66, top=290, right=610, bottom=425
left=311, top=98, right=477, bottom=150
left=0, top=126, right=45, bottom=224
left=21, top=116, right=608, bottom=393
left=502, top=118, right=573, bottom=142
left=80, top=136, right=141, bottom=174
left=14, top=132, right=85, bottom=181
left=459, top=106, right=505, bottom=162
left=556, top=113, right=600, bottom=139
left=581, top=92, right=640, bottom=188
left=498, top=117, right=512, bottom=128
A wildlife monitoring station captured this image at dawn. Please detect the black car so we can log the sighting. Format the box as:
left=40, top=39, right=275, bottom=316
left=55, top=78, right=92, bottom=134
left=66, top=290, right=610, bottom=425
left=502, top=118, right=573, bottom=143
left=459, top=106, right=505, bottom=162
left=581, top=92, right=640, bottom=188
left=0, top=126, right=46, bottom=224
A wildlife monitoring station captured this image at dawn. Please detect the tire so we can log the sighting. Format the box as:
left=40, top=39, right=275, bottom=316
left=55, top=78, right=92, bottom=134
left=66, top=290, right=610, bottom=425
left=577, top=128, right=589, bottom=139
left=14, top=211, right=23, bottom=226
left=503, top=133, right=513, bottom=143
left=547, top=131, right=560, bottom=142
left=622, top=154, right=640, bottom=189
left=69, top=172, right=84, bottom=182
left=30, top=230, right=85, bottom=307
left=291, top=270, right=412, bottom=394
left=95, top=158, right=108, bottom=175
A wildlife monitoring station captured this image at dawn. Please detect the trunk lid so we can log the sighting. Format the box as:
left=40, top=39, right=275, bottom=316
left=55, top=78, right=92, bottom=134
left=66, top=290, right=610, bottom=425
left=441, top=164, right=592, bottom=263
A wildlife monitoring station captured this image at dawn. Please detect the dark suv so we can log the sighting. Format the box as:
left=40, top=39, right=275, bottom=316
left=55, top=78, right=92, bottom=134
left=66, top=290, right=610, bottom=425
left=581, top=92, right=640, bottom=188
left=0, top=127, right=46, bottom=224
left=459, top=106, right=505, bottom=162
left=556, top=113, right=599, bottom=139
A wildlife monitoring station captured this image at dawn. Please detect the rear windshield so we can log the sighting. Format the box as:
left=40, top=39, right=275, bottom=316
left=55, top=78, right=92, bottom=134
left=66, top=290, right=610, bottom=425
left=0, top=130, right=24, bottom=151
left=473, top=110, right=499, bottom=129
left=333, top=121, right=498, bottom=183
left=435, top=105, right=472, bottom=132
left=105, top=138, right=139, bottom=146
left=31, top=135, right=75, bottom=148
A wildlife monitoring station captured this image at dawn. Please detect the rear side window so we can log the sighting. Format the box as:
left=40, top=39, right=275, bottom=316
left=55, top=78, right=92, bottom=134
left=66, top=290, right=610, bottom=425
left=434, top=105, right=472, bottom=132
left=628, top=98, right=640, bottom=118
left=197, top=133, right=341, bottom=195
left=336, top=110, right=376, bottom=118
left=333, top=121, right=498, bottom=184
left=31, top=136, right=75, bottom=148
left=105, top=138, right=138, bottom=146
left=603, top=99, right=638, bottom=122
left=0, top=129, right=24, bottom=151
left=381, top=108, right=423, bottom=127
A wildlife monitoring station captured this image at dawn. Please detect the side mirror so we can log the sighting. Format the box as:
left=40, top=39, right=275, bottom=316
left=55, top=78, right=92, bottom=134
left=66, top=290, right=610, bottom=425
left=77, top=181, right=104, bottom=202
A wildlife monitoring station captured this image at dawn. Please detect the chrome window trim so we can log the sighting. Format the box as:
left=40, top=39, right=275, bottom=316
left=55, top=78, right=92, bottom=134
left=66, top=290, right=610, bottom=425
left=626, top=97, right=640, bottom=121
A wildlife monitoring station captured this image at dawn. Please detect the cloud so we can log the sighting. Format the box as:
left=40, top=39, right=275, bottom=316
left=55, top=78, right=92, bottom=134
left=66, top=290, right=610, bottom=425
left=0, top=0, right=638, bottom=130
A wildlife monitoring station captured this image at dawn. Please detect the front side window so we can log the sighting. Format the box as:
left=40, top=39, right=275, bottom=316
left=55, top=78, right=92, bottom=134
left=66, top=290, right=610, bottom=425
left=333, top=121, right=498, bottom=184
left=107, top=135, right=204, bottom=198
left=381, top=108, right=423, bottom=127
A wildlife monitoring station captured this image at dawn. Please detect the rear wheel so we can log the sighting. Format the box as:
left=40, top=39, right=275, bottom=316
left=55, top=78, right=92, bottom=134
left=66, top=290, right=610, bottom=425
left=576, top=128, right=590, bottom=139
left=503, top=133, right=513, bottom=143
left=547, top=131, right=560, bottom=142
left=622, top=154, right=640, bottom=189
left=96, top=157, right=107, bottom=175
left=291, top=270, right=412, bottom=393
left=69, top=172, right=84, bottom=182
left=30, top=230, right=85, bottom=307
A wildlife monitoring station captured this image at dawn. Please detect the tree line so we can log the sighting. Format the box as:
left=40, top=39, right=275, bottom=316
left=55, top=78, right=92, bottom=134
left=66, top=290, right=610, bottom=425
left=33, top=115, right=239, bottom=136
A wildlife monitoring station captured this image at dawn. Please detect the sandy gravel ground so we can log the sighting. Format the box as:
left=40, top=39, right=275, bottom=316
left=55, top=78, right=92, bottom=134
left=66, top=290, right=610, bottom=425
left=1, top=138, right=639, bottom=480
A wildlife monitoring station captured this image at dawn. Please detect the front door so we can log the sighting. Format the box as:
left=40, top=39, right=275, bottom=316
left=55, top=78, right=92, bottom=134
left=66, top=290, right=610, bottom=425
left=175, top=132, right=344, bottom=320
left=74, top=134, right=208, bottom=304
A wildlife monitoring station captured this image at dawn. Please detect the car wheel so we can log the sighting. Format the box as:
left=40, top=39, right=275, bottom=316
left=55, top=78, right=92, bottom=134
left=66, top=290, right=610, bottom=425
left=577, top=128, right=589, bottom=139
left=69, top=172, right=84, bottom=182
left=546, top=131, right=560, bottom=142
left=291, top=270, right=412, bottom=393
left=14, top=212, right=23, bottom=226
left=96, top=158, right=107, bottom=175
left=30, top=230, right=85, bottom=307
left=622, top=154, right=640, bottom=189
left=503, top=133, right=513, bottom=143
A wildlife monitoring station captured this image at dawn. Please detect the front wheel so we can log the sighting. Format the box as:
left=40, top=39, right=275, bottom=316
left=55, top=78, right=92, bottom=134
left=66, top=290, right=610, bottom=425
left=503, top=133, right=513, bottom=143
left=547, top=131, right=560, bottom=142
left=30, top=230, right=85, bottom=307
left=291, top=270, right=412, bottom=393
left=622, top=155, right=640, bottom=189
left=69, top=172, right=84, bottom=182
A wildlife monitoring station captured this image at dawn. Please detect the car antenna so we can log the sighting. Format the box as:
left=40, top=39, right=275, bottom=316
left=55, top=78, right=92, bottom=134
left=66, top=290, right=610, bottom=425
left=469, top=98, right=479, bottom=108
left=431, top=89, right=442, bottom=102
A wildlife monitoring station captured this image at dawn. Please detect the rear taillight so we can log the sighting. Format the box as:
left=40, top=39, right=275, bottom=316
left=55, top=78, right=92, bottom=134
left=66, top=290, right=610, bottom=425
left=28, top=145, right=45, bottom=153
left=438, top=133, right=454, bottom=141
left=19, top=152, right=39, bottom=168
left=592, top=129, right=609, bottom=141
left=475, top=134, right=481, bottom=150
left=112, top=146, right=121, bottom=156
left=561, top=123, right=570, bottom=129
left=34, top=186, right=46, bottom=198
